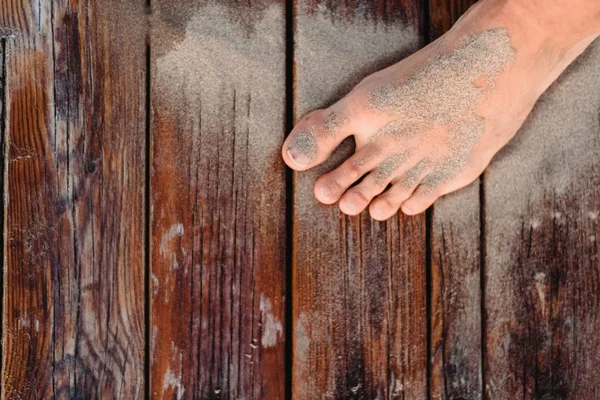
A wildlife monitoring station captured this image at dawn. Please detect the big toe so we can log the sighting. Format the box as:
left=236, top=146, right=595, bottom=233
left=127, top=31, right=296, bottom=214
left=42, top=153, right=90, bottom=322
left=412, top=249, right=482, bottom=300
left=282, top=109, right=352, bottom=171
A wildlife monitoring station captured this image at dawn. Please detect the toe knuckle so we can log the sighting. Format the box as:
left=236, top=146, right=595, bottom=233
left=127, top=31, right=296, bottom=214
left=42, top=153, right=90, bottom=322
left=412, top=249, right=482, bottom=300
left=349, top=189, right=369, bottom=205
left=383, top=197, right=399, bottom=210
left=347, top=162, right=366, bottom=181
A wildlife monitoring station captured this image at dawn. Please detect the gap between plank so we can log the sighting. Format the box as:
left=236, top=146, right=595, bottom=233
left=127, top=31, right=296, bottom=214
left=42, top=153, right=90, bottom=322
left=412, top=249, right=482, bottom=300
left=0, top=39, right=7, bottom=387
left=479, top=175, right=486, bottom=400
left=424, top=1, right=432, bottom=398
left=284, top=0, right=295, bottom=399
left=144, top=17, right=152, bottom=400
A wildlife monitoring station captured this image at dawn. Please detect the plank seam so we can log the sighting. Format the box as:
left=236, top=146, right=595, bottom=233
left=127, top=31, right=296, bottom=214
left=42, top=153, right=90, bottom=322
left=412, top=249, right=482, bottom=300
left=0, top=38, right=6, bottom=392
left=144, top=5, right=152, bottom=398
left=479, top=175, right=486, bottom=400
left=424, top=1, right=433, bottom=399
left=284, top=0, right=295, bottom=398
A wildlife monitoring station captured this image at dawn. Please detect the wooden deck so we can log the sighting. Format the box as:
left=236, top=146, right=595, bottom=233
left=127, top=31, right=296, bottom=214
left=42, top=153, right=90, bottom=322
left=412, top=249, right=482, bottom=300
left=1, top=0, right=599, bottom=398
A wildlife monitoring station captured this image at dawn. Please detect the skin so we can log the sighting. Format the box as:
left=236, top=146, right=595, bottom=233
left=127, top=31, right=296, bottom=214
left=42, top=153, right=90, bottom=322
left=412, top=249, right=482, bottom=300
left=282, top=0, right=600, bottom=220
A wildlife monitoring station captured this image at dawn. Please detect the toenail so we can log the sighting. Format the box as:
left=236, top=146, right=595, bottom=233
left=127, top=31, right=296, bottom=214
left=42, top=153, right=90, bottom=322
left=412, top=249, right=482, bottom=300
left=320, top=186, right=331, bottom=200
left=287, top=131, right=316, bottom=167
left=287, top=147, right=311, bottom=167
left=371, top=206, right=386, bottom=219
left=344, top=200, right=357, bottom=214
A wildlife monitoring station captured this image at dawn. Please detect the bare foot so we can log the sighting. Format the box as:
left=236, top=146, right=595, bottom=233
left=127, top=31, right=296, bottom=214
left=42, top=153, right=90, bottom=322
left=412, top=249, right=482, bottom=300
left=283, top=0, right=598, bottom=219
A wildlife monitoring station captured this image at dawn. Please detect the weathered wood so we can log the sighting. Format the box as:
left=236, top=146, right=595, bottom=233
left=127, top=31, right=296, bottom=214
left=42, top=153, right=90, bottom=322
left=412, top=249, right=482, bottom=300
left=1, top=0, right=146, bottom=397
left=149, top=1, right=286, bottom=398
left=484, top=39, right=600, bottom=399
left=428, top=0, right=477, bottom=41
left=292, top=2, right=427, bottom=398
left=428, top=1, right=483, bottom=399
left=0, top=36, right=6, bottom=396
left=430, top=184, right=482, bottom=400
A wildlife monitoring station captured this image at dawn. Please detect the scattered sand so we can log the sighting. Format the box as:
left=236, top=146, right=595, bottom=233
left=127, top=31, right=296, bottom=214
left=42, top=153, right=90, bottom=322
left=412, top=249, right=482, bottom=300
left=486, top=37, right=600, bottom=263
left=370, top=120, right=421, bottom=142
left=289, top=4, right=419, bottom=165
left=370, top=29, right=516, bottom=188
left=295, top=4, right=421, bottom=118
left=323, top=111, right=348, bottom=136
left=152, top=2, right=285, bottom=173
left=402, top=158, right=431, bottom=188
left=374, top=151, right=410, bottom=183
left=289, top=129, right=318, bottom=163
left=369, top=29, right=515, bottom=123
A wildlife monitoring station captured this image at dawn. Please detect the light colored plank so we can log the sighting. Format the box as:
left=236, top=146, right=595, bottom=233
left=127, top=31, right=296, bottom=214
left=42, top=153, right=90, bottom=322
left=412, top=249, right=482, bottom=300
left=430, top=184, right=482, bottom=400
left=149, top=1, right=286, bottom=398
left=484, top=39, right=600, bottom=399
left=428, top=1, right=483, bottom=398
left=292, top=1, right=427, bottom=398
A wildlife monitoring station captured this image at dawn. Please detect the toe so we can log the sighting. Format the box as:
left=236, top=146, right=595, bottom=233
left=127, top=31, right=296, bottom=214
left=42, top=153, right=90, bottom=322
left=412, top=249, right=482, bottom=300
left=338, top=189, right=370, bottom=215
left=314, top=143, right=384, bottom=204
left=338, top=151, right=409, bottom=215
left=283, top=109, right=352, bottom=171
left=339, top=184, right=382, bottom=216
left=369, top=182, right=416, bottom=220
left=368, top=159, right=430, bottom=220
left=401, top=185, right=440, bottom=215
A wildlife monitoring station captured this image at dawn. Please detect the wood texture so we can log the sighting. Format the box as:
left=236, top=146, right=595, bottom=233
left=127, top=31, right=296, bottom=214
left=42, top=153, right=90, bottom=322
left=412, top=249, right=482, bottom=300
left=483, top=39, right=600, bottom=399
left=428, top=0, right=482, bottom=399
left=3, top=2, right=600, bottom=399
left=428, top=0, right=476, bottom=41
left=149, top=1, right=286, bottom=398
left=430, top=184, right=482, bottom=400
left=1, top=0, right=146, bottom=397
left=292, top=1, right=427, bottom=398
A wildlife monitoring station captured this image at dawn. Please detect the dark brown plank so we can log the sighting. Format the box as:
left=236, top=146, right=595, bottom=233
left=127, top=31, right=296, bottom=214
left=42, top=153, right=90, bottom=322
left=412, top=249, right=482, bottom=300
left=1, top=0, right=146, bottom=397
left=427, top=1, right=483, bottom=399
left=292, top=2, right=427, bottom=398
left=428, top=0, right=477, bottom=41
left=149, top=1, right=286, bottom=398
left=484, top=39, right=600, bottom=399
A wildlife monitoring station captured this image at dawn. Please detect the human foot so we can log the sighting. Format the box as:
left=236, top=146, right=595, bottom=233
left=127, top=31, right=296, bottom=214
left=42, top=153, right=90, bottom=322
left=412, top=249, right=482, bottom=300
left=283, top=0, right=599, bottom=220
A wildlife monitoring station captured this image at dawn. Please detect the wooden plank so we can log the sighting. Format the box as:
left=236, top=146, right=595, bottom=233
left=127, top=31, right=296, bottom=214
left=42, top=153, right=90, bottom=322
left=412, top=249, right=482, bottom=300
left=428, top=0, right=476, bottom=41
left=428, top=1, right=483, bottom=399
left=292, top=2, right=427, bottom=398
left=484, top=39, right=600, bottom=398
left=149, top=1, right=286, bottom=398
left=1, top=0, right=146, bottom=397
left=430, top=184, right=482, bottom=400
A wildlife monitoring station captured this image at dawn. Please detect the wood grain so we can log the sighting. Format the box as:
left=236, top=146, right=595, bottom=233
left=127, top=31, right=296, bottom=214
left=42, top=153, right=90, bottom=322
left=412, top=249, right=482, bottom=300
left=427, top=1, right=483, bottom=398
left=1, top=0, right=146, bottom=397
left=292, top=1, right=427, bottom=398
left=483, top=39, right=600, bottom=399
left=430, top=184, right=482, bottom=400
left=428, top=0, right=477, bottom=41
left=149, top=1, right=286, bottom=398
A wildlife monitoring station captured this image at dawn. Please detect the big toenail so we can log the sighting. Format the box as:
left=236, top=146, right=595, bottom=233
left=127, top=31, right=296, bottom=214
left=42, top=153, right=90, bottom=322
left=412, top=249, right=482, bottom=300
left=287, top=131, right=316, bottom=166
left=320, top=186, right=331, bottom=200
left=287, top=148, right=311, bottom=166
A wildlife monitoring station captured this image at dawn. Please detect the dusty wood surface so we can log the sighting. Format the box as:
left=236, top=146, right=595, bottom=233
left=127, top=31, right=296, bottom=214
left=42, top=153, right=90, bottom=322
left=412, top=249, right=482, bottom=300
left=149, top=1, right=286, bottom=398
left=428, top=1, right=482, bottom=399
left=1, top=1, right=599, bottom=399
left=483, top=39, right=600, bottom=399
left=292, top=1, right=427, bottom=398
left=430, top=183, right=482, bottom=400
left=1, top=0, right=146, bottom=397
